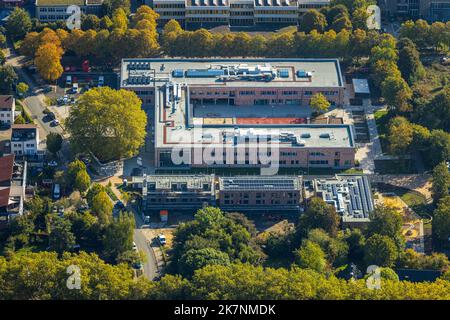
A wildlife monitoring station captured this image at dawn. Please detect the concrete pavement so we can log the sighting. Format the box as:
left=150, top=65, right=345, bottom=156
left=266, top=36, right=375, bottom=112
left=352, top=100, right=385, bottom=174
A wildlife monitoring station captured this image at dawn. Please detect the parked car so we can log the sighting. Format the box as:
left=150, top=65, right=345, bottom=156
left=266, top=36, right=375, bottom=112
left=51, top=119, right=60, bottom=126
left=72, top=83, right=79, bottom=94
left=52, top=184, right=61, bottom=200
left=132, top=242, right=138, bottom=251
left=157, top=234, right=166, bottom=246
left=98, top=76, right=104, bottom=87
left=47, top=160, right=58, bottom=167
left=66, top=75, right=72, bottom=86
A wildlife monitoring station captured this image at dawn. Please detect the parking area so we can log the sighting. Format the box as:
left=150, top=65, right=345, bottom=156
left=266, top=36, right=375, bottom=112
left=56, top=72, right=119, bottom=94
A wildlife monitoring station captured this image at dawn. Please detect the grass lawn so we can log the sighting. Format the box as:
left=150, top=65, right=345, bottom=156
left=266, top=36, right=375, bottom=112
left=376, top=183, right=433, bottom=218
left=415, top=62, right=450, bottom=97
left=374, top=109, right=391, bottom=154
left=105, top=185, right=118, bottom=201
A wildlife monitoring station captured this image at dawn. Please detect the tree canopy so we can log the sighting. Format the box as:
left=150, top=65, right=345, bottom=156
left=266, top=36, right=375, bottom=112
left=66, top=87, right=147, bottom=162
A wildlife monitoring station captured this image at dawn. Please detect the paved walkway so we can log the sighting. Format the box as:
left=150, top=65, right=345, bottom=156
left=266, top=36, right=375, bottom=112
left=351, top=100, right=385, bottom=174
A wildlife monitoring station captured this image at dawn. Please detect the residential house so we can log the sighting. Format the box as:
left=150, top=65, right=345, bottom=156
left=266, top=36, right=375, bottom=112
left=0, top=95, right=15, bottom=127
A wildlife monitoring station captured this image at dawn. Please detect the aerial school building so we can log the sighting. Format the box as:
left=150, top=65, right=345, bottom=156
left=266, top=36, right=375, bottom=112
left=146, top=0, right=331, bottom=27
left=120, top=58, right=356, bottom=171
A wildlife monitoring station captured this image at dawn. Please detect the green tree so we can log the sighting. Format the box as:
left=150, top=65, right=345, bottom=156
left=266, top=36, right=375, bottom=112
left=74, top=170, right=91, bottom=193
left=111, top=8, right=128, bottom=31
left=5, top=7, right=31, bottom=39
left=179, top=248, right=231, bottom=277
left=103, top=212, right=135, bottom=262
left=171, top=207, right=265, bottom=276
left=427, top=130, right=450, bottom=167
left=0, top=251, right=151, bottom=299
left=0, top=65, right=18, bottom=94
left=298, top=197, right=340, bottom=237
left=399, top=248, right=449, bottom=270
left=299, top=9, right=327, bottom=33
left=86, top=183, right=107, bottom=206
left=66, top=160, right=87, bottom=187
left=344, top=228, right=366, bottom=264
left=432, top=162, right=450, bottom=203
left=309, top=93, right=331, bottom=114
left=190, top=29, right=214, bottom=57
left=81, top=14, right=101, bottom=31
left=46, top=132, right=63, bottom=155
left=367, top=205, right=404, bottom=251
left=0, top=33, right=6, bottom=48
left=103, top=0, right=131, bottom=15
left=422, top=88, right=450, bottom=131
left=432, top=196, right=450, bottom=248
left=364, top=234, right=398, bottom=267
left=0, top=50, right=6, bottom=65
left=381, top=75, right=413, bottom=113
left=387, top=116, right=413, bottom=157
left=379, top=268, right=399, bottom=281
left=306, top=228, right=348, bottom=266
left=294, top=240, right=328, bottom=273
left=161, top=19, right=183, bottom=55
left=91, top=191, right=113, bottom=225
left=99, top=16, right=113, bottom=30
left=397, top=38, right=425, bottom=85
left=48, top=217, right=76, bottom=254
left=16, top=82, right=29, bottom=96
left=66, top=87, right=147, bottom=162
left=331, top=13, right=353, bottom=32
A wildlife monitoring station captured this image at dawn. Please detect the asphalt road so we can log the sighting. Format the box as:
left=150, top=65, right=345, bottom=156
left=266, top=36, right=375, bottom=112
left=131, top=206, right=159, bottom=280
left=5, top=43, right=63, bottom=137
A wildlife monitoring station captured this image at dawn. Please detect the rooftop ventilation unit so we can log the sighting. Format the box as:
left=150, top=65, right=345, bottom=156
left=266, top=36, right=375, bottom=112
left=300, top=133, right=311, bottom=138
left=296, top=70, right=312, bottom=78
left=186, top=69, right=225, bottom=77
left=319, top=133, right=330, bottom=138
left=172, top=69, right=184, bottom=78
left=278, top=69, right=289, bottom=78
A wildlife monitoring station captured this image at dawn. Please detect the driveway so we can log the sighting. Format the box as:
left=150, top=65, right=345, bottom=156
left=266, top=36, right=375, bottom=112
left=132, top=207, right=160, bottom=280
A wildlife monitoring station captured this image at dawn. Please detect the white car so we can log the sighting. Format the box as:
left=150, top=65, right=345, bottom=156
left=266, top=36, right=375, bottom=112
left=47, top=160, right=58, bottom=167
left=157, top=234, right=166, bottom=246
left=51, top=119, right=60, bottom=126
left=132, top=242, right=138, bottom=251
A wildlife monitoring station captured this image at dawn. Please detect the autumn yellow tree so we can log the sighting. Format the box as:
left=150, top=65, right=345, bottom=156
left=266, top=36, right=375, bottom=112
left=34, top=43, right=63, bottom=82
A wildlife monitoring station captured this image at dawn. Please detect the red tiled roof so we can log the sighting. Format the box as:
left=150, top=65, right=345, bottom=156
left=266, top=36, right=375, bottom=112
left=0, top=95, right=14, bottom=109
left=0, top=188, right=10, bottom=208
left=0, top=154, right=14, bottom=184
